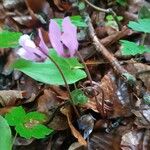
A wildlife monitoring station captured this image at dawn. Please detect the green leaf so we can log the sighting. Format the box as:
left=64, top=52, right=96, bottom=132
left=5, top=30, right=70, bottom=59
left=0, top=31, right=22, bottom=48
left=116, top=0, right=127, bottom=6
left=128, top=19, right=150, bottom=33
left=24, top=112, right=46, bottom=123
left=138, top=6, right=150, bottom=19
left=54, top=15, right=87, bottom=28
left=121, top=40, right=150, bottom=56
left=13, top=50, right=87, bottom=85
left=105, top=15, right=123, bottom=30
left=5, top=106, right=53, bottom=139
left=71, top=89, right=88, bottom=105
left=15, top=123, right=53, bottom=139
left=0, top=116, right=12, bottom=150
left=5, top=106, right=26, bottom=126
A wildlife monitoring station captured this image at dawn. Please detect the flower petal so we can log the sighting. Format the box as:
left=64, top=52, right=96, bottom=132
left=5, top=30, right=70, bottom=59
left=49, top=20, right=64, bottom=56
left=17, top=48, right=38, bottom=61
left=19, top=34, right=36, bottom=48
left=61, top=17, right=78, bottom=57
left=38, top=29, right=49, bottom=55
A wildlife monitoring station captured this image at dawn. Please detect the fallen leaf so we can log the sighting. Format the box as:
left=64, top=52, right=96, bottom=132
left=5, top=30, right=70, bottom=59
left=84, top=71, right=131, bottom=118
left=53, top=0, right=71, bottom=11
left=37, top=88, right=60, bottom=114
left=121, top=129, right=150, bottom=150
left=60, top=105, right=87, bottom=146
left=0, top=90, right=26, bottom=106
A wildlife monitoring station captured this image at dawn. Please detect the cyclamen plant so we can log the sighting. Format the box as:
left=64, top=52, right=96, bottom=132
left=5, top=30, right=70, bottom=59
left=17, top=16, right=78, bottom=60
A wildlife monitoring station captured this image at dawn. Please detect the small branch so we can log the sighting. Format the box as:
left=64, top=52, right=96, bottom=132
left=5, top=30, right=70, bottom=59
left=84, top=0, right=109, bottom=13
left=83, top=0, right=122, bottom=30
left=84, top=13, right=136, bottom=86
left=77, top=51, right=105, bottom=117
left=39, top=50, right=80, bottom=118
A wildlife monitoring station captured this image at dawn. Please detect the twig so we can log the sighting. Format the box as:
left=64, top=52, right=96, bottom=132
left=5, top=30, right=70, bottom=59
left=84, top=0, right=109, bottom=13
left=83, top=0, right=122, bottom=30
left=83, top=13, right=136, bottom=86
left=77, top=51, right=105, bottom=116
left=39, top=50, right=80, bottom=118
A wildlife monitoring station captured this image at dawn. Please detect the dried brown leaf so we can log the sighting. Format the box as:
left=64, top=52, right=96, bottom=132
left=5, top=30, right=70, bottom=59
left=0, top=90, right=26, bottom=106
left=84, top=71, right=131, bottom=118
left=37, top=88, right=60, bottom=114
left=60, top=105, right=87, bottom=146
left=121, top=129, right=150, bottom=150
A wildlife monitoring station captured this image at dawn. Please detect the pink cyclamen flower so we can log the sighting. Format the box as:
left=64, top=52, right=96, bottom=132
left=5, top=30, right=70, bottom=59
left=49, top=16, right=78, bottom=57
left=17, top=29, right=49, bottom=62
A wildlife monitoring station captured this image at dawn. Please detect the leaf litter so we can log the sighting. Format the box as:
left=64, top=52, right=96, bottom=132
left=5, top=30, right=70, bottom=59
left=0, top=0, right=150, bottom=149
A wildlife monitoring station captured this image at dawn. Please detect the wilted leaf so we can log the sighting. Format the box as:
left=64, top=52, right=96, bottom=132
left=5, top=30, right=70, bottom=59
left=84, top=71, right=131, bottom=118
left=0, top=90, right=26, bottom=106
left=60, top=105, right=87, bottom=146
left=121, top=130, right=150, bottom=150
left=89, top=130, right=121, bottom=150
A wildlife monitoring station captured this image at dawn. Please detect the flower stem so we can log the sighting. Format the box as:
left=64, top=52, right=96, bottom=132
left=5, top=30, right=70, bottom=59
left=11, top=132, right=17, bottom=149
left=77, top=52, right=105, bottom=116
left=40, top=50, right=80, bottom=118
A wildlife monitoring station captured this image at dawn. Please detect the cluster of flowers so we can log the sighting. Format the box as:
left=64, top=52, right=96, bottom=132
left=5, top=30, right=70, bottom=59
left=17, top=17, right=79, bottom=61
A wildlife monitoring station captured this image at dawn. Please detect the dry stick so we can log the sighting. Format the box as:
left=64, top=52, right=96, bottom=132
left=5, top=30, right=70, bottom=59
left=39, top=50, right=80, bottom=118
left=83, top=0, right=122, bottom=30
left=77, top=51, right=105, bottom=116
left=85, top=14, right=136, bottom=86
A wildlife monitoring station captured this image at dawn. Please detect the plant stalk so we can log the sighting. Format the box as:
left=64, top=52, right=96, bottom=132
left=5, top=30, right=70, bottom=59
left=39, top=50, right=80, bottom=118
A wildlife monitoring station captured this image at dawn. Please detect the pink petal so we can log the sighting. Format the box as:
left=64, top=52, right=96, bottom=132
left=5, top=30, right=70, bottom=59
left=19, top=35, right=36, bottom=48
left=17, top=48, right=38, bottom=61
left=49, top=20, right=64, bottom=56
left=61, top=17, right=78, bottom=57
left=38, top=29, right=49, bottom=55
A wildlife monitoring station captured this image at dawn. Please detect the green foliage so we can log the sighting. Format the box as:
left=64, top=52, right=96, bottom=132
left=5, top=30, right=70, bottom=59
left=5, top=106, right=53, bottom=139
left=78, top=2, right=85, bottom=11
left=71, top=89, right=88, bottom=105
left=13, top=49, right=87, bottom=85
left=121, top=40, right=150, bottom=56
left=122, top=73, right=136, bottom=86
left=5, top=106, right=26, bottom=126
left=143, top=93, right=150, bottom=104
left=128, top=19, right=150, bottom=33
left=116, top=0, right=127, bottom=6
left=105, top=15, right=123, bottom=30
left=138, top=6, right=150, bottom=19
left=0, top=31, right=22, bottom=48
left=0, top=116, right=12, bottom=150
left=54, top=15, right=87, bottom=28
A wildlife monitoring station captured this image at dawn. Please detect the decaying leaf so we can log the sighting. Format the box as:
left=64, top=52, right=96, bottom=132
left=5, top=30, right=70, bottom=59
left=53, top=0, right=71, bottom=11
left=121, top=129, right=150, bottom=150
left=132, top=105, right=150, bottom=128
left=60, top=105, right=87, bottom=146
left=0, top=90, right=26, bottom=106
left=88, top=130, right=121, bottom=150
left=37, top=88, right=60, bottom=114
left=84, top=71, right=131, bottom=118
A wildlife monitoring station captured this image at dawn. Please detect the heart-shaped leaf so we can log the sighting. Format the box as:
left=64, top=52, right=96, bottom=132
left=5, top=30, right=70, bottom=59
left=13, top=50, right=87, bottom=85
left=128, top=19, right=150, bottom=33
